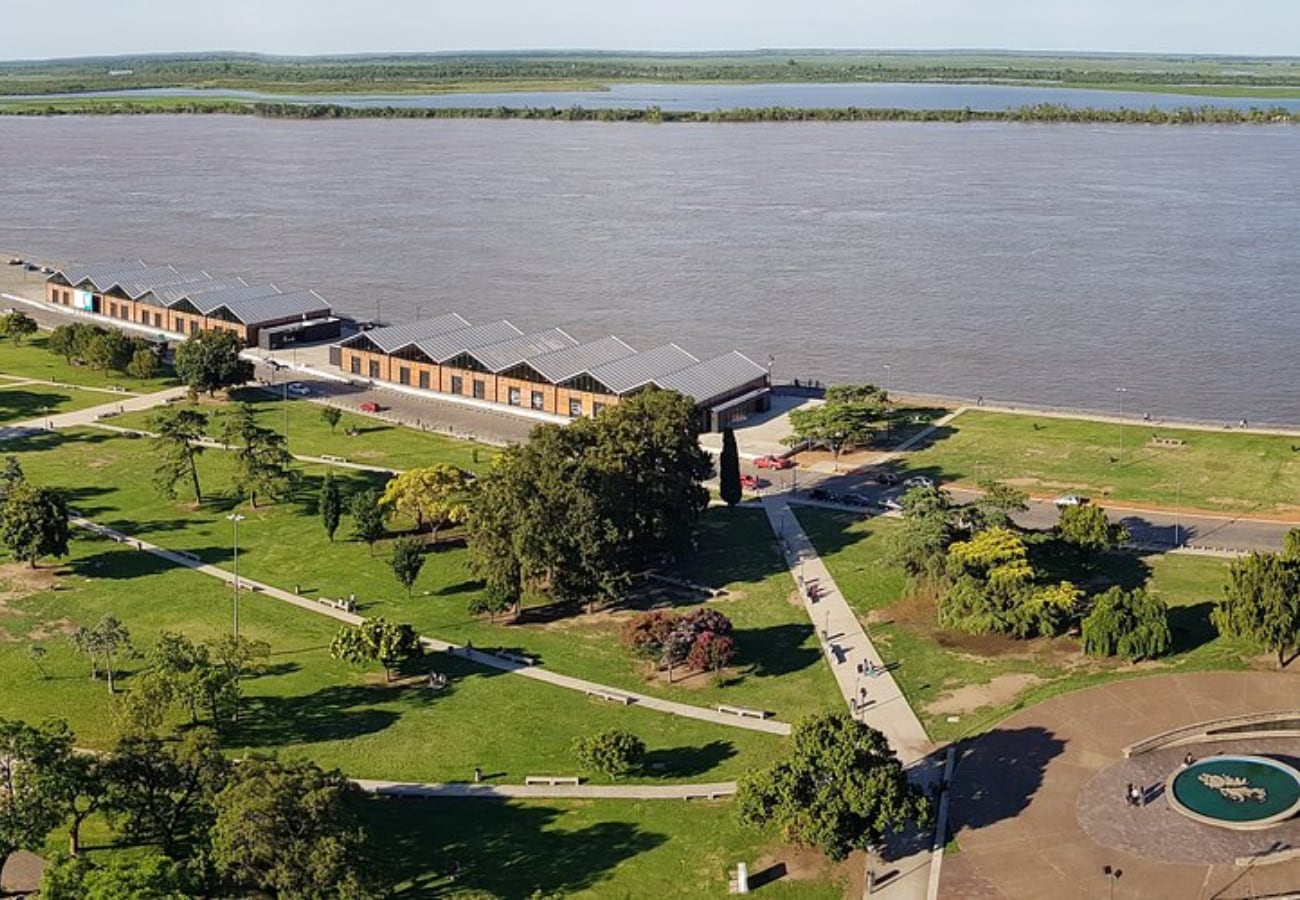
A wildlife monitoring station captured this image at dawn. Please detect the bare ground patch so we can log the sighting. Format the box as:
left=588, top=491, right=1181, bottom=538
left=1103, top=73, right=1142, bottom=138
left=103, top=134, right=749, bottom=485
left=748, top=842, right=854, bottom=893
left=926, top=673, right=1047, bottom=716
left=28, top=617, right=78, bottom=641
left=0, top=562, right=63, bottom=607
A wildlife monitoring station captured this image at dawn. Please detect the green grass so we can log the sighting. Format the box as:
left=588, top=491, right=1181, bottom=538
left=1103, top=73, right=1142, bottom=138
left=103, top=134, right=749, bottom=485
left=0, top=532, right=785, bottom=786
left=0, top=381, right=120, bottom=424
left=363, top=795, right=846, bottom=899
left=4, top=428, right=836, bottom=718
left=905, top=409, right=1300, bottom=514
left=0, top=334, right=179, bottom=391
left=110, top=387, right=498, bottom=474
left=795, top=507, right=1257, bottom=743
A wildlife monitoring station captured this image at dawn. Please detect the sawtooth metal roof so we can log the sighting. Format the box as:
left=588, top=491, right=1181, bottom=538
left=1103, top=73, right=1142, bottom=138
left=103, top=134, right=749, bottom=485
left=50, top=260, right=149, bottom=291
left=145, top=278, right=251, bottom=306
left=111, top=267, right=212, bottom=300
left=185, top=285, right=285, bottom=314
left=415, top=320, right=524, bottom=364
left=581, top=344, right=699, bottom=395
left=653, top=351, right=768, bottom=404
left=339, top=314, right=472, bottom=354
left=216, top=290, right=331, bottom=326
left=469, top=328, right=579, bottom=373
left=527, top=336, right=639, bottom=384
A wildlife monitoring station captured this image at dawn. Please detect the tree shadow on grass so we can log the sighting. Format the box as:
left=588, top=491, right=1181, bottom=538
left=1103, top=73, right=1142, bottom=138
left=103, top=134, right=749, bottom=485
left=1167, top=602, right=1218, bottom=655
left=435, top=578, right=483, bottom=597
left=640, top=740, right=736, bottom=779
left=362, top=796, right=668, bottom=899
left=948, top=726, right=1066, bottom=834
left=232, top=683, right=404, bottom=749
left=0, top=388, right=77, bottom=421
left=66, top=545, right=213, bottom=580
left=736, top=622, right=820, bottom=679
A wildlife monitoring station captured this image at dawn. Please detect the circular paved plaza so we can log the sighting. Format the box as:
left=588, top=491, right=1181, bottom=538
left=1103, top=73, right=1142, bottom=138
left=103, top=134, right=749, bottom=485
left=942, top=671, right=1300, bottom=899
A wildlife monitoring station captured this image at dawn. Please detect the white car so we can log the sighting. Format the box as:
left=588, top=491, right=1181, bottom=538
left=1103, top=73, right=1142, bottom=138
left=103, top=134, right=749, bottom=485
left=1054, top=494, right=1088, bottom=507
left=902, top=476, right=934, bottom=489
left=286, top=382, right=311, bottom=397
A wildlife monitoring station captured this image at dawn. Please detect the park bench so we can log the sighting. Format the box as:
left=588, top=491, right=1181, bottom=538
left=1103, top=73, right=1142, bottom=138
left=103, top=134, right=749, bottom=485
left=586, top=688, right=634, bottom=705
left=1150, top=436, right=1186, bottom=447
left=684, top=789, right=735, bottom=801
left=318, top=597, right=357, bottom=613
left=497, top=651, right=536, bottom=666
left=716, top=704, right=772, bottom=720
left=320, top=454, right=348, bottom=463
left=524, top=776, right=581, bottom=786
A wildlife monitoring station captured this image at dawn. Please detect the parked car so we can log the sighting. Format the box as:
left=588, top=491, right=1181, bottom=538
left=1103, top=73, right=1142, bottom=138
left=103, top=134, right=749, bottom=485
left=809, top=488, right=831, bottom=501
left=841, top=492, right=873, bottom=507
left=866, top=471, right=900, bottom=485
left=881, top=497, right=904, bottom=512
left=1054, top=494, right=1088, bottom=507
left=902, top=475, right=934, bottom=489
left=286, top=382, right=311, bottom=397
left=359, top=401, right=382, bottom=413
left=754, top=454, right=795, bottom=470
left=739, top=473, right=760, bottom=490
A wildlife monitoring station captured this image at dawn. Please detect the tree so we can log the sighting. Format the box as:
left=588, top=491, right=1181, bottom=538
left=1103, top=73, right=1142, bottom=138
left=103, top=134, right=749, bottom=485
left=321, top=405, right=342, bottom=433
left=1, top=480, right=70, bottom=567
left=389, top=535, right=426, bottom=597
left=718, top=427, right=742, bottom=507
left=70, top=615, right=132, bottom=693
left=26, top=643, right=48, bottom=679
left=83, top=330, right=133, bottom=372
left=572, top=729, right=645, bottom=780
left=103, top=727, right=230, bottom=858
left=209, top=634, right=270, bottom=724
left=47, top=324, right=89, bottom=363
left=150, top=406, right=209, bottom=502
left=686, top=631, right=736, bottom=672
left=330, top=617, right=421, bottom=682
left=467, top=587, right=514, bottom=624
left=126, top=347, right=160, bottom=380
left=43, top=735, right=111, bottom=857
left=41, top=851, right=192, bottom=900
left=349, top=487, right=385, bottom=550
left=319, top=470, right=342, bottom=542
left=1058, top=503, right=1129, bottom=554
left=0, top=455, right=22, bottom=502
left=1212, top=552, right=1300, bottom=668
left=0, top=717, right=67, bottom=878
left=946, top=526, right=1034, bottom=589
left=379, top=464, right=471, bottom=540
left=1283, top=528, right=1300, bottom=563
left=211, top=756, right=377, bottom=899
left=736, top=712, right=929, bottom=861
left=887, top=485, right=956, bottom=580
left=0, top=311, right=38, bottom=345
left=1082, top=587, right=1172, bottom=662
left=173, top=329, right=253, bottom=396
left=221, top=404, right=296, bottom=507
left=968, top=480, right=1029, bottom=531
left=786, top=385, right=887, bottom=460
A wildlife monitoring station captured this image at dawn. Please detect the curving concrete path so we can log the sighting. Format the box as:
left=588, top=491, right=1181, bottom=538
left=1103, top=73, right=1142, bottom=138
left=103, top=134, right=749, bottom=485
left=354, top=779, right=736, bottom=801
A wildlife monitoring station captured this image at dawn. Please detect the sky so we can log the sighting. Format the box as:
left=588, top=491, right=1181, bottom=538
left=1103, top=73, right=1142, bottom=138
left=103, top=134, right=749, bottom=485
left=3, top=0, right=1297, bottom=60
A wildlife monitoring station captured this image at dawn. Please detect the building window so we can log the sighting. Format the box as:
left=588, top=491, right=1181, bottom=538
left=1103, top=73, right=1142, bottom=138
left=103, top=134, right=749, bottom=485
left=368, top=359, right=380, bottom=379
left=398, top=366, right=410, bottom=386
left=593, top=402, right=607, bottom=416
left=108, top=303, right=117, bottom=317
left=531, top=390, right=545, bottom=410
left=154, top=313, right=162, bottom=327
left=418, top=371, right=430, bottom=389
left=507, top=387, right=522, bottom=406
left=189, top=320, right=199, bottom=335
left=451, top=375, right=464, bottom=395
left=568, top=398, right=583, bottom=417
left=350, top=357, right=361, bottom=375
left=472, top=379, right=486, bottom=400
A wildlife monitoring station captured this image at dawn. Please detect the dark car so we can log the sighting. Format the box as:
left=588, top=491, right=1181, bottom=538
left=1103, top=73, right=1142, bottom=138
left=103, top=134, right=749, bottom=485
left=841, top=492, right=872, bottom=507
left=809, top=488, right=831, bottom=501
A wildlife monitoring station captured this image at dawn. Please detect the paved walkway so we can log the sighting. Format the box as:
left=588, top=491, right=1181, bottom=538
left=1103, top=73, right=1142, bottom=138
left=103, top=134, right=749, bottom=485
left=354, top=779, right=736, bottom=800
left=0, top=385, right=189, bottom=439
left=69, top=517, right=790, bottom=737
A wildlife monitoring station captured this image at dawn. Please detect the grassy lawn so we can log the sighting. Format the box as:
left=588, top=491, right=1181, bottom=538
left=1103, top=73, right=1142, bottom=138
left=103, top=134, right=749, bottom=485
left=0, top=533, right=785, bottom=786
left=0, top=334, right=178, bottom=392
left=796, top=507, right=1257, bottom=744
left=0, top=381, right=120, bottom=424
left=904, top=409, right=1300, bottom=514
left=362, top=796, right=847, bottom=899
left=4, top=429, right=838, bottom=719
left=110, top=387, right=498, bottom=474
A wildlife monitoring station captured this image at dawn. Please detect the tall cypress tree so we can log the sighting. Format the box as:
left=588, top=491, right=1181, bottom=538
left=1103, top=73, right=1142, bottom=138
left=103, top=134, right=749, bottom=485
left=719, top=428, right=742, bottom=507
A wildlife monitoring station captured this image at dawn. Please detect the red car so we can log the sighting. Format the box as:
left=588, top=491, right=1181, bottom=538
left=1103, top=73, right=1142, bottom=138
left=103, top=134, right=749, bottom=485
left=359, top=401, right=383, bottom=413
left=754, top=455, right=795, bottom=470
left=739, top=474, right=761, bottom=490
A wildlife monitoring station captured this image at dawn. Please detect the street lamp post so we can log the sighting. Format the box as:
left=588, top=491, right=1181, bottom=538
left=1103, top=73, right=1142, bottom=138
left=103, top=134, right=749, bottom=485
left=283, top=380, right=290, bottom=444
left=226, top=513, right=246, bottom=639
left=1174, top=480, right=1181, bottom=548
left=1115, top=387, right=1128, bottom=462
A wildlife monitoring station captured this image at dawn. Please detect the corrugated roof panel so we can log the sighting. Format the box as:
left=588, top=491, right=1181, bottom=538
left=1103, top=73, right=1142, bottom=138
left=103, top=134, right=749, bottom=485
left=186, top=285, right=284, bottom=314
left=470, top=328, right=579, bottom=373
left=145, top=278, right=250, bottom=306
left=218, top=289, right=332, bottom=326
left=583, top=344, right=699, bottom=395
left=338, top=314, right=472, bottom=353
left=415, top=320, right=524, bottom=363
left=113, top=267, right=211, bottom=300
left=528, top=336, right=638, bottom=383
left=653, top=351, right=768, bottom=403
left=51, top=260, right=150, bottom=291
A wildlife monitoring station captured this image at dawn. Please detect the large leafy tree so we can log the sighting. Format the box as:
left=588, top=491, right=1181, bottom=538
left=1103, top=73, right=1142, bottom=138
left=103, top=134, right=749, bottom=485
left=174, top=329, right=253, bottom=396
left=1, top=479, right=70, bottom=568
left=389, top=536, right=425, bottom=597
left=0, top=311, right=38, bottom=345
left=379, top=464, right=471, bottom=540
left=150, top=406, right=209, bottom=502
left=786, top=384, right=887, bottom=460
left=221, top=404, right=296, bottom=507
left=572, top=729, right=646, bottom=781
left=968, top=480, right=1029, bottom=531
left=330, top=617, right=421, bottom=682
left=887, top=485, right=956, bottom=580
left=718, top=427, right=742, bottom=507
left=736, top=712, right=929, bottom=861
left=1082, top=587, right=1172, bottom=662
left=40, top=851, right=193, bottom=900
left=1058, top=503, right=1129, bottom=554
left=0, top=717, right=68, bottom=878
left=42, top=733, right=111, bottom=857
left=348, top=487, right=385, bottom=550
left=211, top=757, right=377, bottom=900
left=83, top=330, right=133, bottom=372
left=1212, top=551, right=1300, bottom=668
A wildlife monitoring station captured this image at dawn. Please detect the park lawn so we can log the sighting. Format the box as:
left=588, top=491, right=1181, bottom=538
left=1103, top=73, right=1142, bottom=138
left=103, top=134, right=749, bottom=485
left=110, top=386, right=499, bottom=474
left=0, top=381, right=121, bottom=424
left=0, top=534, right=786, bottom=786
left=0, top=333, right=179, bottom=392
left=5, top=430, right=839, bottom=719
left=903, top=409, right=1300, bottom=514
left=796, top=507, right=1257, bottom=743
left=364, top=796, right=848, bottom=899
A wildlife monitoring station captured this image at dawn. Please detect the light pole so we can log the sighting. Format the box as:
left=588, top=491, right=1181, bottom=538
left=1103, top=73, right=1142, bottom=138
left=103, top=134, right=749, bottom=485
left=226, top=513, right=246, bottom=639
left=1174, top=480, right=1181, bottom=548
left=766, top=354, right=774, bottom=386
left=1115, top=387, right=1128, bottom=462
left=883, top=364, right=893, bottom=444
left=1102, top=865, right=1122, bottom=900
left=283, top=380, right=290, bottom=444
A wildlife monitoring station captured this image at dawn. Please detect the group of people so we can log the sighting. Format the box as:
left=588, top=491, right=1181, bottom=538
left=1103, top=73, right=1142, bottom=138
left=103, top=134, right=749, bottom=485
left=1125, top=783, right=1145, bottom=807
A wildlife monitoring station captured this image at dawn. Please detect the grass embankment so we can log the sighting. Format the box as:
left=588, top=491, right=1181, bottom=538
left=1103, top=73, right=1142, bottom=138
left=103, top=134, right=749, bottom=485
left=0, top=380, right=121, bottom=424
left=0, top=335, right=179, bottom=392
left=905, top=409, right=1300, bottom=515
left=3, top=426, right=836, bottom=719
left=795, top=508, right=1254, bottom=744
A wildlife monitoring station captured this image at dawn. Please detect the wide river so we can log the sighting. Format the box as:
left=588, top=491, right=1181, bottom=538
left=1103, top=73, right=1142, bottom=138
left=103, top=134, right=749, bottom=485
left=1, top=115, right=1297, bottom=424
